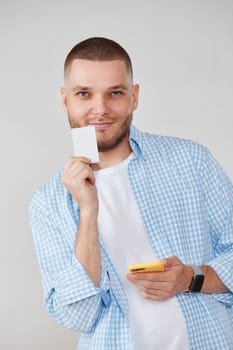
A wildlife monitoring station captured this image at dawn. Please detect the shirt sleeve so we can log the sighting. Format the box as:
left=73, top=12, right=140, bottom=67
left=29, top=198, right=111, bottom=333
left=200, top=148, right=233, bottom=305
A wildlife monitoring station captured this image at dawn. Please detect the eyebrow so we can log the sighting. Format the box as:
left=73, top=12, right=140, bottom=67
left=72, top=85, right=89, bottom=92
left=110, top=84, right=129, bottom=91
left=72, top=84, right=129, bottom=92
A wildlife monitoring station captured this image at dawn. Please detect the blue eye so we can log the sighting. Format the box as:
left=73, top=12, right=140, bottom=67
left=77, top=91, right=88, bottom=97
left=112, top=90, right=123, bottom=97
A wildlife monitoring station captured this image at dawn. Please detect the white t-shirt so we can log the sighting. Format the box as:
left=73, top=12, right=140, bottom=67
left=94, top=154, right=190, bottom=350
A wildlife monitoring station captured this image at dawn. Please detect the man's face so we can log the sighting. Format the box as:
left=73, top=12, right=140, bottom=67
left=61, top=59, right=139, bottom=152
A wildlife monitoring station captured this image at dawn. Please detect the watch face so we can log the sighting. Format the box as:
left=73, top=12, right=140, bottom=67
left=190, top=275, right=204, bottom=292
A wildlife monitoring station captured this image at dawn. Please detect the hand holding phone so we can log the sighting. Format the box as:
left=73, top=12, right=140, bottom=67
left=128, top=260, right=165, bottom=273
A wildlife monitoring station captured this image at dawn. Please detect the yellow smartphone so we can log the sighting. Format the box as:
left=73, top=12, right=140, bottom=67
left=128, top=260, right=165, bottom=273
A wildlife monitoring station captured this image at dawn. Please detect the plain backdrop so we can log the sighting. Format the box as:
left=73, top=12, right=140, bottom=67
left=1, top=1, right=232, bottom=349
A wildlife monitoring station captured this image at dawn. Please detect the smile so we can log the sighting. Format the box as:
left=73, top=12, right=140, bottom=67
left=89, top=122, right=114, bottom=130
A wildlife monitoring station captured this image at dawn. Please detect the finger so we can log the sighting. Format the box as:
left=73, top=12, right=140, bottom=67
left=137, top=282, right=175, bottom=300
left=69, top=156, right=92, bottom=163
left=131, top=278, right=169, bottom=291
left=140, top=289, right=170, bottom=301
left=62, top=166, right=95, bottom=189
left=64, top=163, right=91, bottom=179
left=127, top=271, right=169, bottom=283
left=162, top=256, right=181, bottom=269
left=63, top=159, right=94, bottom=181
left=64, top=156, right=91, bottom=172
left=81, top=168, right=96, bottom=185
left=71, top=167, right=95, bottom=185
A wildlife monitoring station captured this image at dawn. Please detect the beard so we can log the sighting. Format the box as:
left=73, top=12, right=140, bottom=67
left=68, top=112, right=133, bottom=152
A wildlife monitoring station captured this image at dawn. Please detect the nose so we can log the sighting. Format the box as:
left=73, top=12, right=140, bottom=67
left=92, top=95, right=109, bottom=116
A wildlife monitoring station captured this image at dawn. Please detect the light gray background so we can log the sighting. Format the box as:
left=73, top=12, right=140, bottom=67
left=1, top=1, right=232, bottom=349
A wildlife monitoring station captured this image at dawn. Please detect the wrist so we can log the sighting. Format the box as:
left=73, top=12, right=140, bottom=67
left=76, top=211, right=99, bottom=245
left=184, top=265, right=205, bottom=293
left=79, top=207, right=98, bottom=220
left=183, top=265, right=195, bottom=292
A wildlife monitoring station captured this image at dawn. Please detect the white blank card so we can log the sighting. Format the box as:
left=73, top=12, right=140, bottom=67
left=71, top=126, right=99, bottom=163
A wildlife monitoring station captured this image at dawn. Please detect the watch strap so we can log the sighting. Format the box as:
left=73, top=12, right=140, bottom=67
left=186, top=265, right=204, bottom=293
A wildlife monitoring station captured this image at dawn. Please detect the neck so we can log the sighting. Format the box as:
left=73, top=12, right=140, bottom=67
left=91, top=138, right=132, bottom=171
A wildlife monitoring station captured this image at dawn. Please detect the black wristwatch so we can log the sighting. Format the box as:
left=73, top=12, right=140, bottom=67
left=186, top=265, right=204, bottom=293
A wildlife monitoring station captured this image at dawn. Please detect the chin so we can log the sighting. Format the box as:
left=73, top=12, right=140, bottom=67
left=97, top=132, right=129, bottom=152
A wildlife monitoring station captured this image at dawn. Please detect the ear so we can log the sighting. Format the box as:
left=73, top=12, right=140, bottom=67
left=60, top=87, right=68, bottom=112
left=132, top=84, right=139, bottom=111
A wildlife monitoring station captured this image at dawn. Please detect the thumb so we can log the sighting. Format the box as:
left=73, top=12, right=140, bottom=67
left=161, top=255, right=181, bottom=270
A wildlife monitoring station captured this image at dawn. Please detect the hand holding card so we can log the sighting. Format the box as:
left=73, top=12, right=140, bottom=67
left=71, top=126, right=99, bottom=163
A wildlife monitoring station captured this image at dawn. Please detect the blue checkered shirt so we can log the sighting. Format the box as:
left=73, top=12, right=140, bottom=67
left=29, top=126, right=233, bottom=349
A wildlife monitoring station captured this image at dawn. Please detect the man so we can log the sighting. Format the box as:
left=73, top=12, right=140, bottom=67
left=29, top=37, right=233, bottom=349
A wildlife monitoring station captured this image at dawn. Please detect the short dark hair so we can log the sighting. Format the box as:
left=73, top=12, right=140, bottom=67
left=64, top=37, right=133, bottom=81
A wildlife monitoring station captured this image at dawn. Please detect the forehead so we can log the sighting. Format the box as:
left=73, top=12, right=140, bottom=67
left=65, top=59, right=131, bottom=88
